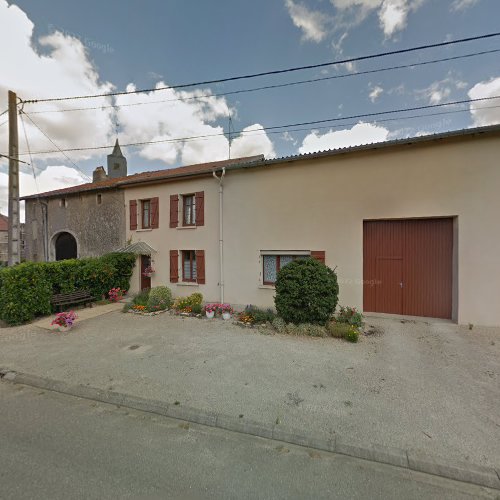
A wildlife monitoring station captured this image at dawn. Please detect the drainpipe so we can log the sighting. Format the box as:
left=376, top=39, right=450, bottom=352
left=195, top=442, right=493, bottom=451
left=213, top=168, right=225, bottom=303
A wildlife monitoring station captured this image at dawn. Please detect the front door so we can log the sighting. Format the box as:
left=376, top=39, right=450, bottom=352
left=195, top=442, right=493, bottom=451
left=140, top=255, right=151, bottom=291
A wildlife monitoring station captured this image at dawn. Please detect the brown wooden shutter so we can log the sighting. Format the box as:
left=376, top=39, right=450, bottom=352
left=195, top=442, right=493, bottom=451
left=169, top=195, right=179, bottom=228
left=151, top=197, right=159, bottom=229
left=195, top=191, right=204, bottom=226
left=311, top=251, right=325, bottom=264
left=196, top=250, right=205, bottom=284
left=129, top=200, right=137, bottom=230
left=170, top=250, right=179, bottom=283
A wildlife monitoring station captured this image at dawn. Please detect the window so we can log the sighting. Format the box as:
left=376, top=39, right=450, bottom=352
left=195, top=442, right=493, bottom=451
left=96, top=194, right=102, bottom=205
left=262, top=254, right=308, bottom=285
left=141, top=199, right=151, bottom=228
left=182, top=250, right=197, bottom=282
left=183, top=194, right=196, bottom=226
left=59, top=198, right=67, bottom=208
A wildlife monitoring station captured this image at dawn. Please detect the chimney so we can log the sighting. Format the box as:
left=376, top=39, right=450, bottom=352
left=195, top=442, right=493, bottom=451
left=93, top=166, right=107, bottom=183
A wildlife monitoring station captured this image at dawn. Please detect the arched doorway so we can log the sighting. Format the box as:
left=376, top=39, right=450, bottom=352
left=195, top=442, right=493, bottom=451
left=55, top=232, right=77, bottom=261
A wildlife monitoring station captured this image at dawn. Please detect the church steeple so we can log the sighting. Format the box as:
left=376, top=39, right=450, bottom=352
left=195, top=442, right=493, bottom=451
left=107, top=139, right=127, bottom=178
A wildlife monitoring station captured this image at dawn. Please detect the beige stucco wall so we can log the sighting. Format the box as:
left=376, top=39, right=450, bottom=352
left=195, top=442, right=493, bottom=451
left=125, top=177, right=221, bottom=303
left=125, top=132, right=500, bottom=326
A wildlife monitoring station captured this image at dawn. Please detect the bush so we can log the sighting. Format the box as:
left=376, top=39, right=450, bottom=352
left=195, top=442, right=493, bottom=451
left=274, top=258, right=339, bottom=325
left=326, top=321, right=351, bottom=339
left=173, top=292, right=204, bottom=311
left=147, top=286, right=173, bottom=311
left=271, top=316, right=287, bottom=333
left=132, top=290, right=150, bottom=307
left=190, top=303, right=203, bottom=315
left=335, top=306, right=364, bottom=328
left=345, top=326, right=360, bottom=343
left=0, top=252, right=136, bottom=325
left=244, top=305, right=276, bottom=324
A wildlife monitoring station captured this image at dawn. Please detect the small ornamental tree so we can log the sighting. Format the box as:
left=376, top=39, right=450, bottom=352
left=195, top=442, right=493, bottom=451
left=274, top=258, right=339, bottom=325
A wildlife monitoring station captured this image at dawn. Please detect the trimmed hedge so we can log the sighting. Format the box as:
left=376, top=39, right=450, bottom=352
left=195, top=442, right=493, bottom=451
left=0, top=252, right=136, bottom=325
left=274, top=258, right=339, bottom=325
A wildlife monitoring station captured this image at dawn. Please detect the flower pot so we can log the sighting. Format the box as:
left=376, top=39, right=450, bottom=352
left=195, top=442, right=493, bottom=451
left=58, top=325, right=71, bottom=333
left=143, top=273, right=152, bottom=278
left=206, top=311, right=215, bottom=319
left=222, top=312, right=231, bottom=320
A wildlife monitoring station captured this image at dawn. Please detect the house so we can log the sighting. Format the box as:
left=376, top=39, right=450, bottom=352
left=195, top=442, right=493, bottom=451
left=22, top=140, right=128, bottom=262
left=0, top=214, right=25, bottom=265
left=22, top=124, right=500, bottom=326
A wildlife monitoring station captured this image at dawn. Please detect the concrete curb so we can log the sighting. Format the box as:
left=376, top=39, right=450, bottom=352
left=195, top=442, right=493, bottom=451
left=1, top=368, right=499, bottom=491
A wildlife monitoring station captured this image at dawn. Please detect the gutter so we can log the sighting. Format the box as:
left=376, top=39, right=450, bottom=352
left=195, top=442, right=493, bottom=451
left=213, top=168, right=226, bottom=303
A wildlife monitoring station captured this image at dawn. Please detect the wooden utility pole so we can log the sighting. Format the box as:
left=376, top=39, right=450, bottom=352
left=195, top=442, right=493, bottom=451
left=8, top=90, right=20, bottom=266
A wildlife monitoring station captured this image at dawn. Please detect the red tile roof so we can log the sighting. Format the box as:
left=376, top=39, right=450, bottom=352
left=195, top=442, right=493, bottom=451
left=0, top=213, right=8, bottom=232
left=20, top=155, right=264, bottom=200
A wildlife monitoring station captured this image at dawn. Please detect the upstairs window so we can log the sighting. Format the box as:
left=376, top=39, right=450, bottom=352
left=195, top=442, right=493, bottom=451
left=59, top=198, right=67, bottom=208
left=96, top=194, right=102, bottom=205
left=183, top=194, right=196, bottom=226
left=142, top=199, right=151, bottom=229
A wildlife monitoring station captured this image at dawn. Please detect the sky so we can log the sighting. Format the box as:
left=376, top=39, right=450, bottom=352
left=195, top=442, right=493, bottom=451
left=0, top=0, right=499, bottom=217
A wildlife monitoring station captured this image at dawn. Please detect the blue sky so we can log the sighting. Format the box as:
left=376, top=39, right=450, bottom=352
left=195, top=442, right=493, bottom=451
left=0, top=0, right=499, bottom=212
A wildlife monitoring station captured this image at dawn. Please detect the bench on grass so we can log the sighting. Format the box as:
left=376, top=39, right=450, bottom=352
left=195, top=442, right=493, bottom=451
left=51, top=290, right=94, bottom=312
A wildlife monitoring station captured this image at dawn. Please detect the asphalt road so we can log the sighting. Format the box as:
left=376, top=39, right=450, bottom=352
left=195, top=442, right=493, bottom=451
left=0, top=382, right=497, bottom=500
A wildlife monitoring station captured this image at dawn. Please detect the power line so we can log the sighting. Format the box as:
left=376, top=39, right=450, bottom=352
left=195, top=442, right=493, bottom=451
left=14, top=95, right=500, bottom=155
left=22, top=48, right=500, bottom=115
left=21, top=32, right=500, bottom=104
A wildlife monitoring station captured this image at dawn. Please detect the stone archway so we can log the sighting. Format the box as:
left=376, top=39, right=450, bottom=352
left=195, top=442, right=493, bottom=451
left=54, top=232, right=77, bottom=261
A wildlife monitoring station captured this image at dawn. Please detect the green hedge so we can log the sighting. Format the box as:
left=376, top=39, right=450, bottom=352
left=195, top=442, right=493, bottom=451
left=0, top=252, right=136, bottom=325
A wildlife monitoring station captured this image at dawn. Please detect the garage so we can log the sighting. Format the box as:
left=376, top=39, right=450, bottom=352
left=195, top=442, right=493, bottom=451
left=363, top=218, right=454, bottom=319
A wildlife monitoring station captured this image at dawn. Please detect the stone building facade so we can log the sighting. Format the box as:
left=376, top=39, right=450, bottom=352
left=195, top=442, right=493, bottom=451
left=22, top=141, right=127, bottom=262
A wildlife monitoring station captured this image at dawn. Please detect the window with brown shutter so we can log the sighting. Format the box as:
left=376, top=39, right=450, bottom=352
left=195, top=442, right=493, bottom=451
left=311, top=251, right=325, bottom=264
left=151, top=197, right=159, bottom=229
left=129, top=200, right=137, bottom=230
left=141, top=199, right=151, bottom=228
left=195, top=191, right=204, bottom=226
left=169, top=250, right=179, bottom=283
left=170, top=195, right=179, bottom=228
left=182, top=194, right=196, bottom=226
left=195, top=250, right=205, bottom=284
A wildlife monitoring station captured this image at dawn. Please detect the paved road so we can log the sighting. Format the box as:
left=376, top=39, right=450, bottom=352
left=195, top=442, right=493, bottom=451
left=0, top=383, right=496, bottom=500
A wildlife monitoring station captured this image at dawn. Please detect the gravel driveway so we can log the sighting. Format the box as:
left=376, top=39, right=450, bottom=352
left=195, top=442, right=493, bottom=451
left=1, top=310, right=499, bottom=468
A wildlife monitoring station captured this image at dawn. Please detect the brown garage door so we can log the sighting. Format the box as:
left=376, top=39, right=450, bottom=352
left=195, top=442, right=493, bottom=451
left=363, top=218, right=453, bottom=319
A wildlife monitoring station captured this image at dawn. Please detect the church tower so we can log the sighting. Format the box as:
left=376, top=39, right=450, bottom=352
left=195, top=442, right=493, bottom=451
left=107, top=139, right=127, bottom=178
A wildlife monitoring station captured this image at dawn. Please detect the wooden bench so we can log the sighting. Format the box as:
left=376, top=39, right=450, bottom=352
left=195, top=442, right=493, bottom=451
left=51, top=290, right=94, bottom=312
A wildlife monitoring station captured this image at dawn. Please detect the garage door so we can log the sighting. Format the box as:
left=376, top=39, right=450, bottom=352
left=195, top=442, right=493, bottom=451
left=363, top=218, right=453, bottom=319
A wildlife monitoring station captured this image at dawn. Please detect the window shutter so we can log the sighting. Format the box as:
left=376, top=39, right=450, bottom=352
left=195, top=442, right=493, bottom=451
left=129, top=200, right=137, bottom=230
left=169, top=195, right=179, bottom=228
left=151, top=197, right=159, bottom=229
left=195, top=250, right=205, bottom=284
left=170, top=250, right=179, bottom=283
left=195, top=191, right=204, bottom=226
left=311, top=251, right=325, bottom=264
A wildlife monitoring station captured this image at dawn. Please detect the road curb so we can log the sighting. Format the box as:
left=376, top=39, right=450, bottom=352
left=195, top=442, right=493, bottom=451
left=1, top=368, right=499, bottom=490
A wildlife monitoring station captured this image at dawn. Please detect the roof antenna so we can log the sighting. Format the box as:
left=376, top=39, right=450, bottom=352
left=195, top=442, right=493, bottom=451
left=227, top=112, right=233, bottom=160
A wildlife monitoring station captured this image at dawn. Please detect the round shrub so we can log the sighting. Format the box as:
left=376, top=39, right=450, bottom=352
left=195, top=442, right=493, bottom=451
left=147, top=286, right=173, bottom=310
left=274, top=258, right=339, bottom=325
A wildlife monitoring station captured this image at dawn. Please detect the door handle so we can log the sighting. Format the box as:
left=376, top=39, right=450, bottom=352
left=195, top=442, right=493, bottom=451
left=400, top=282, right=403, bottom=288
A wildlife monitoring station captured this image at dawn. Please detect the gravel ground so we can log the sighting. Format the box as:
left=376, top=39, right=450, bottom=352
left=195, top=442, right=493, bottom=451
left=1, top=310, right=499, bottom=468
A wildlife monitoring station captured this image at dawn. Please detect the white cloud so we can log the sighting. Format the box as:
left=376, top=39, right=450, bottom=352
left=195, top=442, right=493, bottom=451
left=330, top=0, right=425, bottom=38
left=285, top=0, right=329, bottom=42
left=418, top=76, right=467, bottom=105
left=0, top=1, right=115, bottom=163
left=468, top=77, right=500, bottom=126
left=0, top=165, right=88, bottom=221
left=451, top=0, right=480, bottom=11
left=0, top=0, right=275, bottom=175
left=231, top=124, right=276, bottom=159
left=369, top=85, right=384, bottom=102
left=299, top=122, right=389, bottom=154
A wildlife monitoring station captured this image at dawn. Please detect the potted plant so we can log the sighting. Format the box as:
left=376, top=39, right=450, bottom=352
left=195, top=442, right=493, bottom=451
left=219, top=303, right=233, bottom=320
left=204, top=303, right=218, bottom=319
left=51, top=310, right=77, bottom=333
left=142, top=265, right=155, bottom=278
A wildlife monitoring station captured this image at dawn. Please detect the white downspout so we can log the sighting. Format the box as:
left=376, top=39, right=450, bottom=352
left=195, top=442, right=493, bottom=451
left=213, top=168, right=225, bottom=303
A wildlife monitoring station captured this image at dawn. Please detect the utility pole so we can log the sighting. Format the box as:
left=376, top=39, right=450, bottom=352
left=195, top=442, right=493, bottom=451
left=7, top=90, right=20, bottom=266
